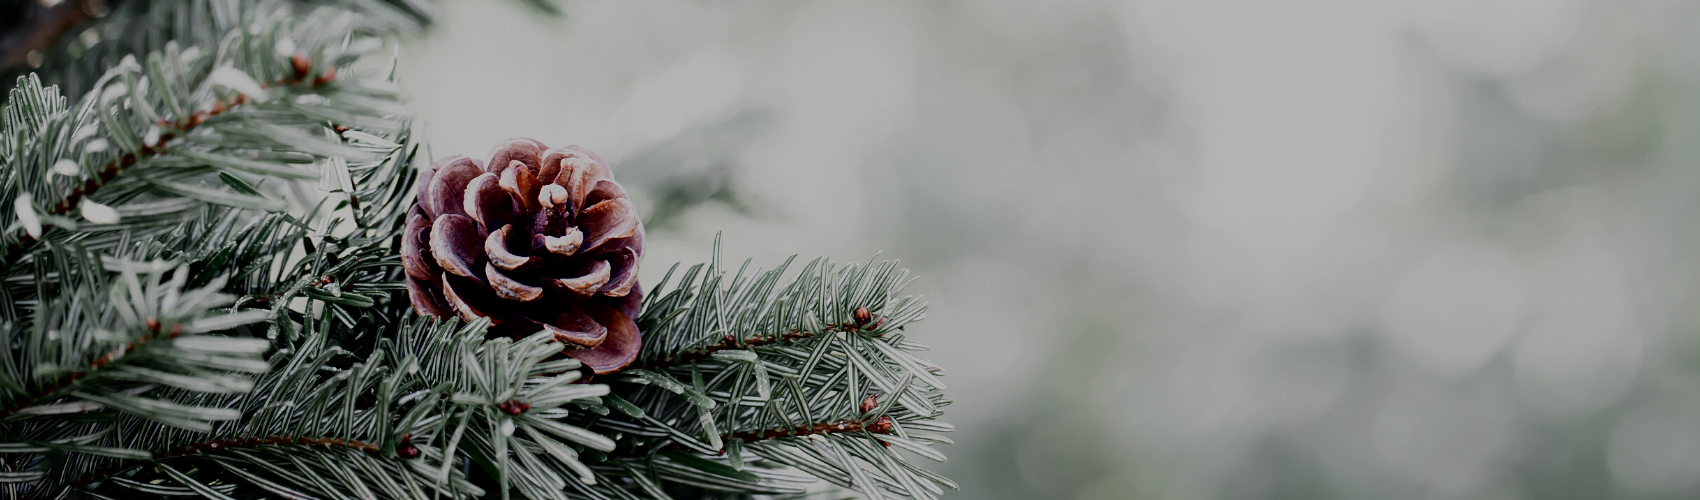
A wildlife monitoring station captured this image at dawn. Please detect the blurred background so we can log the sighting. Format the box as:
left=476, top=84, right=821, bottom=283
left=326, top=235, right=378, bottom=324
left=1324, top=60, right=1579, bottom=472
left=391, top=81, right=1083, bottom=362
left=395, top=0, right=1700, bottom=498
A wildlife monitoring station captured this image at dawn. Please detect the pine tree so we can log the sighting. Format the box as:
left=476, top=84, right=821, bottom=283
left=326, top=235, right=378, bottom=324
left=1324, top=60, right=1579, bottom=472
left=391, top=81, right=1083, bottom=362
left=0, top=1, right=955, bottom=498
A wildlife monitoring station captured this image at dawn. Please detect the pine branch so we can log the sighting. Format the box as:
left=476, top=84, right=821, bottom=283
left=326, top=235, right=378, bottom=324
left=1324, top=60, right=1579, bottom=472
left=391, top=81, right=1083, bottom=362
left=0, top=257, right=272, bottom=418
left=4, top=0, right=440, bottom=102
left=638, top=313, right=891, bottom=370
left=0, top=64, right=334, bottom=268
left=0, top=0, right=960, bottom=497
left=0, top=4, right=424, bottom=497
left=555, top=238, right=955, bottom=499
left=640, top=329, right=821, bottom=370
left=0, top=317, right=185, bottom=417
left=612, top=417, right=889, bottom=460
left=726, top=418, right=881, bottom=442
left=50, top=315, right=616, bottom=500
left=64, top=435, right=385, bottom=488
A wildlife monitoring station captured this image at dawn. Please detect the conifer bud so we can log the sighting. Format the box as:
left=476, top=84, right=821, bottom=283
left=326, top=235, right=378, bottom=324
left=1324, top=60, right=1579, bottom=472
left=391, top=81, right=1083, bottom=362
left=860, top=394, right=879, bottom=414
left=291, top=53, right=311, bottom=79
left=498, top=400, right=530, bottom=415
left=853, top=306, right=873, bottom=326
left=867, top=416, right=894, bottom=434
left=313, top=67, right=336, bottom=86
left=396, top=433, right=419, bottom=459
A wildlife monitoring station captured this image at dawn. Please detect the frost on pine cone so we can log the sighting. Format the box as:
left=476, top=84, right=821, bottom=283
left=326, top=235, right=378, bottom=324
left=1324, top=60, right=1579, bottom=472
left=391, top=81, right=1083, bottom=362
left=404, top=139, right=644, bottom=374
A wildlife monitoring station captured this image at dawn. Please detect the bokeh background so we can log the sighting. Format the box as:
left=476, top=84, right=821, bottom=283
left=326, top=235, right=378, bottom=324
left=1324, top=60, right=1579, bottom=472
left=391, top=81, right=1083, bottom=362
left=397, top=1, right=1700, bottom=498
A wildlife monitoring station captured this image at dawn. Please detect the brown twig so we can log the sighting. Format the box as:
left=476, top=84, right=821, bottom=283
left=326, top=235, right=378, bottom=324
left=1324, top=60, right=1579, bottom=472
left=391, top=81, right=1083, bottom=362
left=70, top=435, right=383, bottom=488
left=612, top=417, right=889, bottom=459
left=726, top=418, right=875, bottom=442
left=638, top=316, right=883, bottom=371
left=1, top=58, right=335, bottom=268
left=640, top=329, right=822, bottom=370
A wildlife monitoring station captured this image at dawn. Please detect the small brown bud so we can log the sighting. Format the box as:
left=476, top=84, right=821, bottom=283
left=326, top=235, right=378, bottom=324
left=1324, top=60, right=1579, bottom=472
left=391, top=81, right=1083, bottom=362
left=860, top=394, right=879, bottom=414
left=393, top=435, right=416, bottom=457
left=853, top=306, right=873, bottom=326
left=291, top=53, right=311, bottom=79
left=867, top=416, right=894, bottom=434
left=146, top=318, right=161, bottom=334
left=313, top=66, right=337, bottom=86
left=320, top=276, right=333, bottom=284
left=333, top=124, right=350, bottom=134
left=499, top=400, right=529, bottom=415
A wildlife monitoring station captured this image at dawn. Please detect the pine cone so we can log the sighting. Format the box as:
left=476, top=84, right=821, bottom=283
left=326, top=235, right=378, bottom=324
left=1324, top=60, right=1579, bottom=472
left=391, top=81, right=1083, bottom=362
left=403, top=139, right=644, bottom=374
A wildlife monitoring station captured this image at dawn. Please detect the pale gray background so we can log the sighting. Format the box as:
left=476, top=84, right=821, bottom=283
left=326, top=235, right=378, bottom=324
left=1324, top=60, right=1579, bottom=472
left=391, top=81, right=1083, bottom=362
left=399, top=1, right=1700, bottom=498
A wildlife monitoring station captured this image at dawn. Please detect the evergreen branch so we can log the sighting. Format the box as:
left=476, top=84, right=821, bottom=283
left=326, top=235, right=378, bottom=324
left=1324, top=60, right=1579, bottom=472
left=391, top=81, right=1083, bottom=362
left=613, top=417, right=889, bottom=460
left=0, top=318, right=185, bottom=417
left=66, top=435, right=386, bottom=488
left=639, top=315, right=890, bottom=371
left=160, top=435, right=383, bottom=455
left=55, top=317, right=616, bottom=499
left=0, top=4, right=424, bottom=497
left=726, top=417, right=882, bottom=442
left=0, top=62, right=335, bottom=268
left=0, top=0, right=962, bottom=497
left=564, top=239, right=954, bottom=499
left=0, top=258, right=271, bottom=421
left=51, top=317, right=473, bottom=499
left=5, top=0, right=441, bottom=102
left=640, top=329, right=821, bottom=370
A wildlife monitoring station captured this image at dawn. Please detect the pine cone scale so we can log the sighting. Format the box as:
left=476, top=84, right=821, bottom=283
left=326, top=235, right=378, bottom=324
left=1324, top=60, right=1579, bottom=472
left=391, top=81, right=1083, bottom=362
left=560, top=305, right=640, bottom=370
left=425, top=159, right=483, bottom=219
left=402, top=210, right=442, bottom=282
left=490, top=138, right=546, bottom=175
left=405, top=139, right=644, bottom=374
left=485, top=225, right=539, bottom=271
left=407, top=276, right=454, bottom=318
left=464, top=173, right=516, bottom=228
left=554, top=259, right=610, bottom=296
left=442, top=273, right=500, bottom=320
left=578, top=198, right=639, bottom=254
left=500, top=162, right=542, bottom=212
left=517, top=307, right=608, bottom=347
left=486, top=263, right=544, bottom=302
left=430, top=214, right=487, bottom=280
left=602, top=247, right=639, bottom=297
left=540, top=225, right=583, bottom=255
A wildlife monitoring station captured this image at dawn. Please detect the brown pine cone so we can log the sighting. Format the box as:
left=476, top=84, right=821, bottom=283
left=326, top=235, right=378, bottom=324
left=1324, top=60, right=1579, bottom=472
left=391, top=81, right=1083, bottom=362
left=403, top=139, right=644, bottom=374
